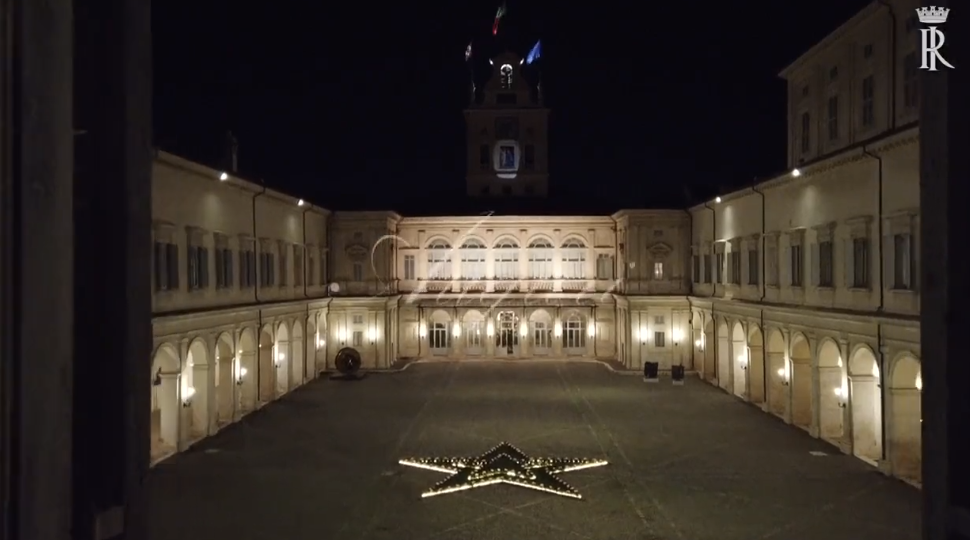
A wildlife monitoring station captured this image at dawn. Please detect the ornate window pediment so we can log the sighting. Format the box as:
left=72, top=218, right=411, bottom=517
left=647, top=242, right=672, bottom=259
left=345, top=243, right=368, bottom=261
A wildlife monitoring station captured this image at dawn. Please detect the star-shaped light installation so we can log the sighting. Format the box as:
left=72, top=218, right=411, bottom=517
left=398, top=442, right=608, bottom=500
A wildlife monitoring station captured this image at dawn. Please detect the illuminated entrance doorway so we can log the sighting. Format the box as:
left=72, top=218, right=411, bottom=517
left=496, top=311, right=519, bottom=357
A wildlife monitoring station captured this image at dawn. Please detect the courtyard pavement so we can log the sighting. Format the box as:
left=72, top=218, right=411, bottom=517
left=147, top=361, right=920, bottom=540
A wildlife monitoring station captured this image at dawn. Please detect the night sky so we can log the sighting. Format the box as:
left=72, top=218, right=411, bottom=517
left=153, top=0, right=872, bottom=214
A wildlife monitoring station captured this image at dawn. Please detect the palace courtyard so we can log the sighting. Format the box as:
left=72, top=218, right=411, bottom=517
left=147, top=361, right=920, bottom=540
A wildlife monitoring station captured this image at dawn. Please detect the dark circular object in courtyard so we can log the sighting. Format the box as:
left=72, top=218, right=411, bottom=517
left=335, top=347, right=362, bottom=375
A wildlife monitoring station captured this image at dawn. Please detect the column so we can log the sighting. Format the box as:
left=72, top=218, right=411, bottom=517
left=71, top=0, right=153, bottom=536
left=921, top=12, right=970, bottom=538
left=780, top=329, right=792, bottom=424
left=808, top=335, right=820, bottom=438
left=3, top=1, right=75, bottom=540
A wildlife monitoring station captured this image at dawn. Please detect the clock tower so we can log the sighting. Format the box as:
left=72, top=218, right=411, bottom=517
left=465, top=51, right=549, bottom=197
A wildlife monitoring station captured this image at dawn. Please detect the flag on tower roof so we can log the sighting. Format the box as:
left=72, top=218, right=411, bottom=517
left=492, top=1, right=507, bottom=35
left=526, top=40, right=541, bottom=65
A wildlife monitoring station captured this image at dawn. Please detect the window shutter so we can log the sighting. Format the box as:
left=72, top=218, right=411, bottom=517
left=882, top=234, right=893, bottom=290
left=782, top=246, right=791, bottom=286
left=167, top=244, right=179, bottom=288
left=226, top=250, right=234, bottom=286
left=153, top=242, right=164, bottom=290
left=844, top=239, right=854, bottom=288
left=201, top=248, right=210, bottom=288
left=726, top=253, right=732, bottom=284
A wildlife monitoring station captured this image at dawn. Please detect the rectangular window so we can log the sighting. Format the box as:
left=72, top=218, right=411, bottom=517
left=730, top=252, right=741, bottom=284
left=278, top=244, right=288, bottom=286
left=654, top=316, right=664, bottom=325
left=404, top=255, right=415, bottom=280
left=893, top=234, right=913, bottom=289
left=653, top=261, right=664, bottom=281
left=827, top=96, right=839, bottom=141
left=479, top=144, right=490, bottom=170
left=903, top=52, right=919, bottom=109
left=187, top=243, right=209, bottom=291
left=523, top=145, right=535, bottom=169
left=800, top=112, right=811, bottom=153
left=353, top=262, right=363, bottom=282
left=495, top=245, right=519, bottom=279
left=352, top=331, right=363, bottom=347
left=692, top=254, right=700, bottom=283
left=561, top=244, right=586, bottom=279
left=702, top=254, right=711, bottom=284
left=259, top=250, right=275, bottom=287
left=352, top=315, right=364, bottom=325
left=153, top=241, right=180, bottom=291
left=852, top=238, right=870, bottom=288
left=654, top=332, right=666, bottom=348
left=766, top=246, right=779, bottom=286
left=861, top=76, right=875, bottom=128
left=790, top=244, right=803, bottom=287
left=240, top=243, right=256, bottom=288
left=747, top=248, right=759, bottom=285
left=215, top=246, right=233, bottom=289
left=293, top=246, right=304, bottom=287
left=308, top=252, right=316, bottom=286
left=818, top=241, right=834, bottom=287
left=596, top=254, right=613, bottom=280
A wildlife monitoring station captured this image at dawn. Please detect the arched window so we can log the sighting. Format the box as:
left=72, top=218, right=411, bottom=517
left=561, top=239, right=586, bottom=279
left=528, top=239, right=554, bottom=279
left=494, top=240, right=519, bottom=279
left=460, top=239, right=486, bottom=280
left=564, top=314, right=586, bottom=351
left=427, top=240, right=452, bottom=280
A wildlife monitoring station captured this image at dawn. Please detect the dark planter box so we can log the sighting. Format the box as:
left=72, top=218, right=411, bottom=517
left=643, top=361, right=660, bottom=380
left=671, top=365, right=685, bottom=384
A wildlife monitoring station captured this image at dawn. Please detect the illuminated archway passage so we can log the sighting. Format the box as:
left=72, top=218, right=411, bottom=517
left=399, top=442, right=607, bottom=499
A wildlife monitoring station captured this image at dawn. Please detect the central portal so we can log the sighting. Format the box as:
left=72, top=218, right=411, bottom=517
left=496, top=311, right=519, bottom=357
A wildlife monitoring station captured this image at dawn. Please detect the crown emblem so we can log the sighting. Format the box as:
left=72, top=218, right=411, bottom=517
left=916, top=6, right=950, bottom=24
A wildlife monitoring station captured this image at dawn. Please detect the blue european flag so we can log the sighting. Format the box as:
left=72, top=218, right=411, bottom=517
left=526, top=40, right=541, bottom=65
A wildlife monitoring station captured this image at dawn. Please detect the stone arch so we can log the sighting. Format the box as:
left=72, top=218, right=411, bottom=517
left=789, top=332, right=812, bottom=431
left=888, top=353, right=921, bottom=485
left=492, top=235, right=520, bottom=248
left=765, top=328, right=787, bottom=418
left=214, top=332, right=235, bottom=426
left=424, top=236, right=452, bottom=249
left=185, top=338, right=210, bottom=439
left=848, top=345, right=883, bottom=465
left=560, top=235, right=587, bottom=248
left=461, top=309, right=486, bottom=355
left=816, top=338, right=844, bottom=442
left=237, top=327, right=258, bottom=414
left=562, top=310, right=587, bottom=353
left=427, top=309, right=452, bottom=355
left=150, top=343, right=180, bottom=461
left=528, top=309, right=554, bottom=355
left=257, top=325, right=275, bottom=402
left=747, top=324, right=765, bottom=405
left=525, top=234, right=555, bottom=247
left=291, top=318, right=306, bottom=387
left=715, top=318, right=730, bottom=390
left=274, top=322, right=291, bottom=396
left=731, top=320, right=747, bottom=398
left=702, top=315, right=715, bottom=382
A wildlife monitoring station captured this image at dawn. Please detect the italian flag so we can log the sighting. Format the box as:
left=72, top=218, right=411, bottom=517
left=492, top=1, right=506, bottom=35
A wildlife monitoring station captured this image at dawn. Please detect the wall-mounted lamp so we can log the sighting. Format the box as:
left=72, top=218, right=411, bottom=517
left=486, top=321, right=495, bottom=337
left=316, top=332, right=325, bottom=349
left=714, top=196, right=722, bottom=203
left=338, top=328, right=348, bottom=343
left=181, top=386, right=196, bottom=407
left=791, top=168, right=802, bottom=177
left=368, top=327, right=378, bottom=343
left=152, top=368, right=162, bottom=386
left=452, top=323, right=461, bottom=339
left=418, top=322, right=427, bottom=338
left=554, top=321, right=563, bottom=337
left=672, top=329, right=684, bottom=345
left=297, top=199, right=305, bottom=207
left=236, top=367, right=247, bottom=386
left=915, top=372, right=922, bottom=392
left=872, top=363, right=881, bottom=388
left=738, top=354, right=748, bottom=370
left=275, top=351, right=285, bottom=367
left=519, top=321, right=528, bottom=338
left=777, top=367, right=790, bottom=386
left=639, top=326, right=647, bottom=344
left=833, top=386, right=847, bottom=408
left=219, top=172, right=229, bottom=181
left=587, top=324, right=596, bottom=338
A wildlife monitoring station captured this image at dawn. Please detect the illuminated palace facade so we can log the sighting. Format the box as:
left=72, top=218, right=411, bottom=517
left=150, top=0, right=921, bottom=489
